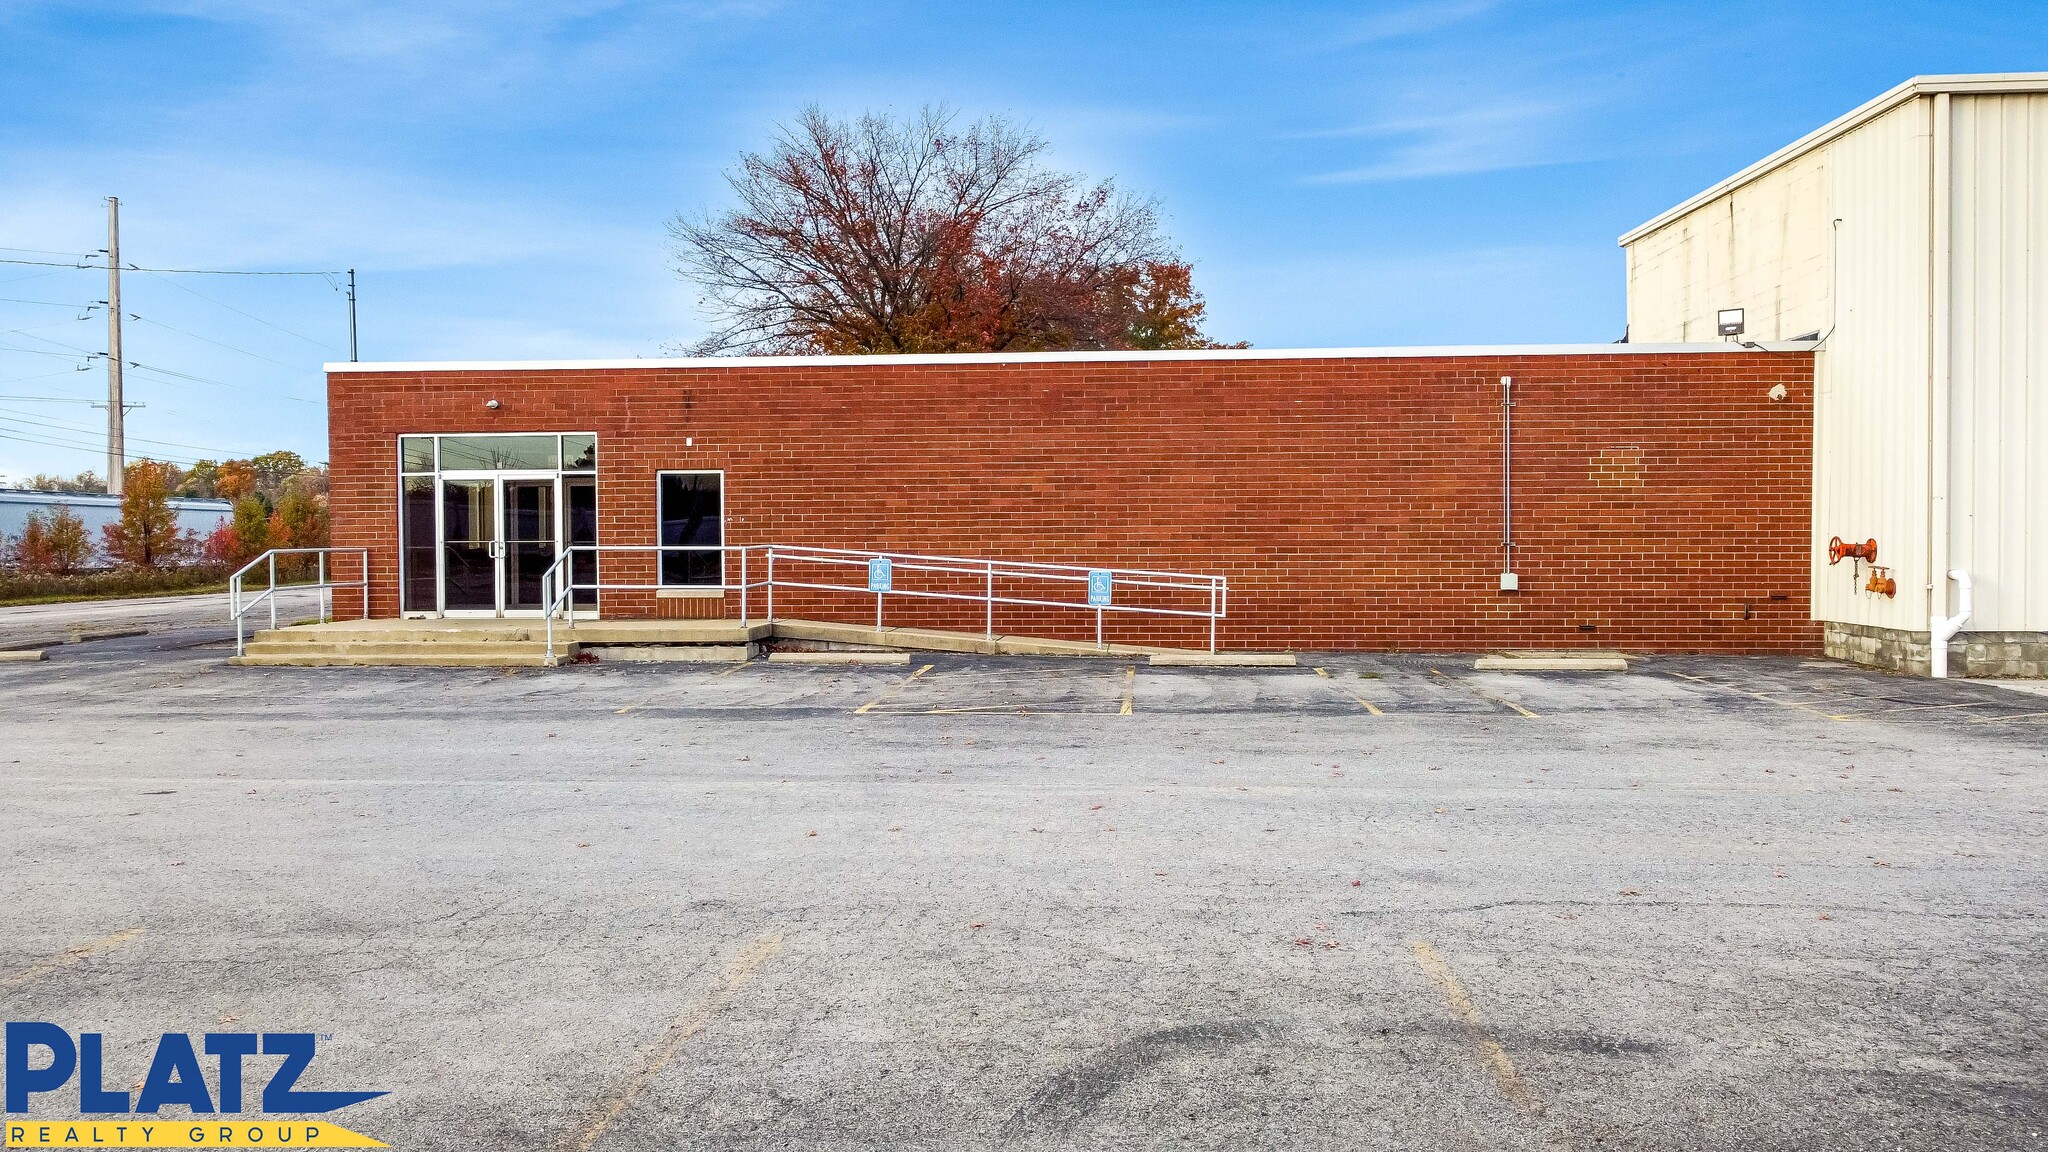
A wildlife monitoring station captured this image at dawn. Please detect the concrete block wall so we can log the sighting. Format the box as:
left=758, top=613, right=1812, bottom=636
left=1826, top=622, right=2048, bottom=678
left=327, top=350, right=1820, bottom=653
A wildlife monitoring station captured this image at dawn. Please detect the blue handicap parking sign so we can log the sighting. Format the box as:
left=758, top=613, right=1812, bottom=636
left=1087, top=569, right=1113, bottom=607
left=868, top=556, right=893, bottom=592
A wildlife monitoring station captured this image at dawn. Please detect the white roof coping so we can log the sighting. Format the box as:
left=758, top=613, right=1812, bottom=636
left=1620, top=72, right=2048, bottom=246
left=327, top=341, right=1814, bottom=374
left=0, top=489, right=232, bottom=510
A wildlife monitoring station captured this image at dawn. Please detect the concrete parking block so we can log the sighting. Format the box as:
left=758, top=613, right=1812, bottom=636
left=1149, top=651, right=1297, bottom=667
left=1474, top=651, right=1629, bottom=671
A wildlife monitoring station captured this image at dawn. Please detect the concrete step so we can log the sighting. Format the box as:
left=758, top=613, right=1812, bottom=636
left=586, top=645, right=752, bottom=663
left=564, top=620, right=770, bottom=645
left=770, top=618, right=1169, bottom=658
left=241, top=641, right=570, bottom=659
left=254, top=626, right=547, bottom=645
left=229, top=652, right=558, bottom=668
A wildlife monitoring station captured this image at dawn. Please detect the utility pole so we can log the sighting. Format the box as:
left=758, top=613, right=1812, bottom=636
left=346, top=268, right=358, bottom=361
left=105, top=196, right=125, bottom=496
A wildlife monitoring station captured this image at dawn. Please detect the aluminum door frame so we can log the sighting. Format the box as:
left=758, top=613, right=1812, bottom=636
left=436, top=469, right=562, bottom=617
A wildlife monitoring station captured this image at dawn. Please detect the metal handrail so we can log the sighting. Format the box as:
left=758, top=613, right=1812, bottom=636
left=537, top=543, right=1226, bottom=662
left=228, top=547, right=370, bottom=656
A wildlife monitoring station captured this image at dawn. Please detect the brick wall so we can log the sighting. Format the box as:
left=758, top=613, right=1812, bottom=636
left=328, top=351, right=1820, bottom=653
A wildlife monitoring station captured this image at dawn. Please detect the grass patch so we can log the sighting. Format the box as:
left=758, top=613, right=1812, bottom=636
left=0, top=567, right=233, bottom=608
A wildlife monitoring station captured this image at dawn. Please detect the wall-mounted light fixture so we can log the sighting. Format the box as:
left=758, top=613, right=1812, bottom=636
left=484, top=399, right=501, bottom=409
left=1717, top=308, right=1746, bottom=338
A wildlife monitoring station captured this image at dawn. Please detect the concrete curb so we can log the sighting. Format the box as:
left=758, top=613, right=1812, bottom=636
left=0, top=648, right=49, bottom=662
left=1149, top=652, right=1297, bottom=667
left=1474, top=653, right=1629, bottom=672
left=590, top=645, right=752, bottom=663
left=766, top=651, right=912, bottom=665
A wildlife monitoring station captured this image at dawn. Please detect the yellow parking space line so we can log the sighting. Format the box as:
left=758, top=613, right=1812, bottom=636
left=1314, top=667, right=1385, bottom=715
left=1665, top=671, right=1845, bottom=721
left=1826, top=700, right=1993, bottom=719
left=852, top=663, right=934, bottom=714
left=0, top=928, right=144, bottom=994
left=879, top=705, right=1117, bottom=716
left=1430, top=668, right=1536, bottom=718
left=1120, top=665, right=1135, bottom=716
left=612, top=661, right=754, bottom=713
left=1971, top=709, right=2048, bottom=725
left=1411, top=941, right=1563, bottom=1147
left=559, top=932, right=784, bottom=1152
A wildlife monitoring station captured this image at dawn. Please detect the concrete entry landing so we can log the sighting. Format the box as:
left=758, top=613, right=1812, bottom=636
left=229, top=617, right=1187, bottom=667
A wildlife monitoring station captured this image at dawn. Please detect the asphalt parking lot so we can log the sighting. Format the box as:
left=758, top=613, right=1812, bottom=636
left=2, top=627, right=2045, bottom=1151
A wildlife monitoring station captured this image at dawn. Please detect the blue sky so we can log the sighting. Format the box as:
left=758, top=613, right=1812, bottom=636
left=0, top=0, right=2041, bottom=481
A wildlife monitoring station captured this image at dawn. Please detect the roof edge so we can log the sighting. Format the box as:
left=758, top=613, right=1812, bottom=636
left=326, top=341, right=1814, bottom=374
left=1618, top=72, right=2048, bottom=247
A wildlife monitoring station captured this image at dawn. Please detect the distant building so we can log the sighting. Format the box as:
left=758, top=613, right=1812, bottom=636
left=0, top=489, right=233, bottom=563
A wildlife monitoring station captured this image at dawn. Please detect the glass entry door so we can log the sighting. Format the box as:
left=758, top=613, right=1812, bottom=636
left=438, top=472, right=561, bottom=617
left=502, top=478, right=557, bottom=613
left=399, top=434, right=597, bottom=619
left=441, top=478, right=499, bottom=614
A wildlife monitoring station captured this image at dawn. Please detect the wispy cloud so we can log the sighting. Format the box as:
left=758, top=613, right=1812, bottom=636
left=1297, top=97, right=1587, bottom=184
left=1314, top=0, right=1504, bottom=50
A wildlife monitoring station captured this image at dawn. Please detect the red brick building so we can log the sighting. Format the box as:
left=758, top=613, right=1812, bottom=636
left=326, top=344, right=1819, bottom=653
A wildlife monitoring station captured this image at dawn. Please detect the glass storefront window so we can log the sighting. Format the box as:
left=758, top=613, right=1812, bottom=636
left=437, top=434, right=560, bottom=471
left=400, top=477, right=437, bottom=613
left=657, top=471, right=723, bottom=586
left=562, top=434, right=596, bottom=471
left=400, top=437, right=435, bottom=473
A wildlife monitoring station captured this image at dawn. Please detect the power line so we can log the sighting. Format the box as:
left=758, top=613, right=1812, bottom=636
left=137, top=269, right=343, bottom=352
left=124, top=359, right=324, bottom=405
left=0, top=257, right=97, bottom=269
left=0, top=255, right=344, bottom=277
left=0, top=297, right=99, bottom=308
left=128, top=311, right=298, bottom=368
left=0, top=314, right=98, bottom=338
left=0, top=368, right=93, bottom=388
left=0, top=407, right=249, bottom=456
left=0, top=427, right=205, bottom=468
left=0, top=344, right=95, bottom=362
left=0, top=268, right=73, bottom=289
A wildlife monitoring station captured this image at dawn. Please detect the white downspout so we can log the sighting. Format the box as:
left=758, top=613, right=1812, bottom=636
left=1927, top=92, right=1956, bottom=677
left=1932, top=570, right=1972, bottom=679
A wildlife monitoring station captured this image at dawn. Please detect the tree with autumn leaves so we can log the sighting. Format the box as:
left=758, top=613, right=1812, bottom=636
left=670, top=106, right=1242, bottom=356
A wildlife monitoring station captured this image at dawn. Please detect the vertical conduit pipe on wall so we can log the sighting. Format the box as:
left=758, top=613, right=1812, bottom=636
left=1929, top=92, right=1956, bottom=677
left=1500, top=375, right=1515, bottom=588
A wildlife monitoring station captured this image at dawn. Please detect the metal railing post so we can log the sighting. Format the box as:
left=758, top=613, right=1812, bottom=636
left=361, top=551, right=370, bottom=619
left=544, top=569, right=555, bottom=664
left=232, top=573, right=244, bottom=656
left=267, top=552, right=278, bottom=631
left=1196, top=569, right=1212, bottom=647
left=766, top=547, right=776, bottom=622
left=740, top=547, right=749, bottom=623
left=318, top=552, right=329, bottom=623
left=985, top=560, right=994, bottom=640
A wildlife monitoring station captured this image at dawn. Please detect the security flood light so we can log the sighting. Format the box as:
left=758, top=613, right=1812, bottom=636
left=1717, top=308, right=1745, bottom=338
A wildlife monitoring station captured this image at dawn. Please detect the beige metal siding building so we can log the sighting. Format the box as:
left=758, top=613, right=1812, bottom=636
left=1621, top=74, right=2048, bottom=677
